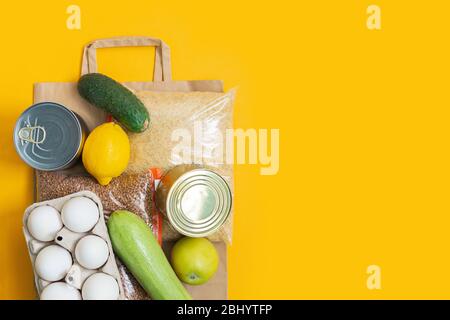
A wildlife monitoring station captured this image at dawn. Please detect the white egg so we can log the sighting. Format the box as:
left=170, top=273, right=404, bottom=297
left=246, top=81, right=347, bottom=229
left=35, top=245, right=72, bottom=282
left=75, top=235, right=109, bottom=269
left=82, top=273, right=119, bottom=300
left=61, top=197, right=99, bottom=233
left=40, top=282, right=81, bottom=300
left=27, top=205, right=63, bottom=242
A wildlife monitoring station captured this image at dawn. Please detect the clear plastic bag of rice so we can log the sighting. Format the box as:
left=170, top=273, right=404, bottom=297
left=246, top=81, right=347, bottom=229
left=128, top=90, right=235, bottom=244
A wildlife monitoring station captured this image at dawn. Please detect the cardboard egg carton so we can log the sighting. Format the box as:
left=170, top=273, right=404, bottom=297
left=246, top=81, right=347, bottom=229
left=23, top=190, right=125, bottom=300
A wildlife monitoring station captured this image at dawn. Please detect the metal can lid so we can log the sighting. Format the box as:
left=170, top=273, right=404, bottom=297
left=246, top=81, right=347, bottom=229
left=13, top=102, right=83, bottom=171
left=166, top=169, right=232, bottom=237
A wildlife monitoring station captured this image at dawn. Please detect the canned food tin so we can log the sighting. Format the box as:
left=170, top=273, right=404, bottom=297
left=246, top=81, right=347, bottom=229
left=156, top=165, right=232, bottom=238
left=13, top=102, right=86, bottom=171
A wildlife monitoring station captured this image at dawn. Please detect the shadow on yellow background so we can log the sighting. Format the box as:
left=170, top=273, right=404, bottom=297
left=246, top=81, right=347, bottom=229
left=1, top=0, right=450, bottom=299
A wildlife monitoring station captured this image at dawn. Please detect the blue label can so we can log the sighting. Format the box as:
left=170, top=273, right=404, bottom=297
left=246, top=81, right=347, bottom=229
left=13, top=102, right=86, bottom=171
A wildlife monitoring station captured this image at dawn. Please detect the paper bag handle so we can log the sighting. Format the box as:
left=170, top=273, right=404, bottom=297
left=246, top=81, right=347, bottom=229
left=81, top=36, right=172, bottom=81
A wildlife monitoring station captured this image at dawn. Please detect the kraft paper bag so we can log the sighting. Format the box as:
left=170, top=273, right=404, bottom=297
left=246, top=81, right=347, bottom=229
left=33, top=36, right=227, bottom=300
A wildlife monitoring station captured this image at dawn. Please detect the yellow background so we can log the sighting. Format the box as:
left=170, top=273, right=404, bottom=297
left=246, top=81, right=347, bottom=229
left=0, top=0, right=449, bottom=299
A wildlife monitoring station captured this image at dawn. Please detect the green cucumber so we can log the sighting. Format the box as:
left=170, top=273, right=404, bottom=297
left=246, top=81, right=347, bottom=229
left=107, top=210, right=192, bottom=300
left=78, top=73, right=149, bottom=133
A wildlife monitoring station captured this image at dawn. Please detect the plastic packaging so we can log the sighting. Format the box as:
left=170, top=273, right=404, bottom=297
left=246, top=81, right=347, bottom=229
left=36, top=165, right=152, bottom=224
left=129, top=90, right=235, bottom=243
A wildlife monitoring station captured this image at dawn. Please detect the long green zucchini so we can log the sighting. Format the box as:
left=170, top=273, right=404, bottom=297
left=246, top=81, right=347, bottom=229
left=107, top=210, right=192, bottom=300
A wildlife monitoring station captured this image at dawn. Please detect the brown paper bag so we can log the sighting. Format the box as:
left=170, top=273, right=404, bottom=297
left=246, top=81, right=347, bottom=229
left=33, top=36, right=227, bottom=300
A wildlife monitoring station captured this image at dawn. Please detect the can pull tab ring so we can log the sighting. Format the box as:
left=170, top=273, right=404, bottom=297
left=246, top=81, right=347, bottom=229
left=18, top=126, right=46, bottom=145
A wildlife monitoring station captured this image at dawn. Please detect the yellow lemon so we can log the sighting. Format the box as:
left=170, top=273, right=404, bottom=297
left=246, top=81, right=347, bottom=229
left=82, top=122, right=130, bottom=186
